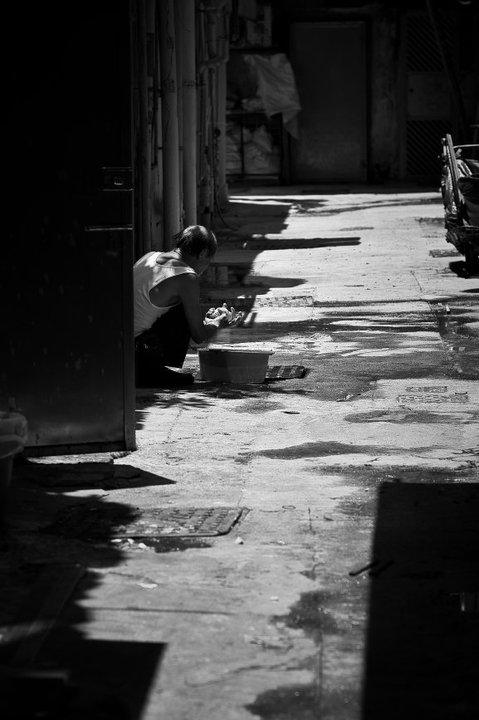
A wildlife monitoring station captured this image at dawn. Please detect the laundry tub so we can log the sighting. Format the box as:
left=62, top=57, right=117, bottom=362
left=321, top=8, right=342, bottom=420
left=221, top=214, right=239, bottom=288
left=198, top=347, right=273, bottom=384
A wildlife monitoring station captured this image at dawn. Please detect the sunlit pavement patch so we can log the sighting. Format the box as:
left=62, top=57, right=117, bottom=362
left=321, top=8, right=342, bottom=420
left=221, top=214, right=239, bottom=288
left=236, top=377, right=479, bottom=468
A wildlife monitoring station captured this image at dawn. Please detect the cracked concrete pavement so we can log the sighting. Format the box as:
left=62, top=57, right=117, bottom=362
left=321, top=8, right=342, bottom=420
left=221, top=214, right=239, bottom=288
left=3, top=185, right=479, bottom=720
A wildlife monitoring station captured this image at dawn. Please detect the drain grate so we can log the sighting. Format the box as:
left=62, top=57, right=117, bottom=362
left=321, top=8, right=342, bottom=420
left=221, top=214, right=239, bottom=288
left=399, top=385, right=469, bottom=404
left=430, top=249, right=460, bottom=258
left=398, top=392, right=469, bottom=404
left=266, top=365, right=306, bottom=379
left=255, top=295, right=314, bottom=308
left=201, top=295, right=314, bottom=310
left=44, top=506, right=244, bottom=539
left=405, top=386, right=448, bottom=393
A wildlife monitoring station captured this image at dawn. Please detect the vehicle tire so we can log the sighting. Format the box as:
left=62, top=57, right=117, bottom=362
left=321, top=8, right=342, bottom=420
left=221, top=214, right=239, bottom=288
left=464, top=245, right=479, bottom=273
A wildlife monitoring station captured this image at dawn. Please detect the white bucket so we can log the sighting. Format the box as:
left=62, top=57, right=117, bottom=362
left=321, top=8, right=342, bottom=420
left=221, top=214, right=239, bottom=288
left=198, top=347, right=273, bottom=384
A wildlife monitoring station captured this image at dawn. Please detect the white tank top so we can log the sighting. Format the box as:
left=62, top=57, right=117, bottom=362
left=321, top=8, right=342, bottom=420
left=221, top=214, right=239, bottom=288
left=133, top=252, right=196, bottom=337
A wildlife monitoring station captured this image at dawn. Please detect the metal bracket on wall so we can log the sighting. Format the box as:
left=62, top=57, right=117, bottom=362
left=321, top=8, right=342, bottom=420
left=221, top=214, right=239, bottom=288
left=101, top=166, right=133, bottom=191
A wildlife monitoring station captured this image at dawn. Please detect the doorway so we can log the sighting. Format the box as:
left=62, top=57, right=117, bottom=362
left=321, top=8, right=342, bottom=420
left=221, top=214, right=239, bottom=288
left=289, top=21, right=367, bottom=183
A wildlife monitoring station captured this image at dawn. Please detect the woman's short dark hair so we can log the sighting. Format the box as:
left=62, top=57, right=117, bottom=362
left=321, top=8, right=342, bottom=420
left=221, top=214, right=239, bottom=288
left=174, top=225, right=217, bottom=258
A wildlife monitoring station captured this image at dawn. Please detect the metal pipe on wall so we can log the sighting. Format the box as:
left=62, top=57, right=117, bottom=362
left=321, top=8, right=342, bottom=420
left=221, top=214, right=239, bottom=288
left=215, top=0, right=231, bottom=209
left=159, top=0, right=181, bottom=248
left=138, top=0, right=151, bottom=254
left=148, top=0, right=163, bottom=248
left=174, top=0, right=184, bottom=226
left=180, top=0, right=197, bottom=226
left=197, top=11, right=211, bottom=227
left=216, top=56, right=228, bottom=209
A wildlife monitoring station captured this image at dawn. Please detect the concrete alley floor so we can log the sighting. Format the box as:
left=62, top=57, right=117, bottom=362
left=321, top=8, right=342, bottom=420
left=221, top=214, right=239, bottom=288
left=3, top=185, right=479, bottom=720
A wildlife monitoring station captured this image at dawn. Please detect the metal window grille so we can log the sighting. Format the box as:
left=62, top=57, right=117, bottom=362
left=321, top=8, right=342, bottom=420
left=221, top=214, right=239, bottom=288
left=405, top=11, right=455, bottom=178
left=406, top=120, right=451, bottom=177
left=406, top=12, right=454, bottom=72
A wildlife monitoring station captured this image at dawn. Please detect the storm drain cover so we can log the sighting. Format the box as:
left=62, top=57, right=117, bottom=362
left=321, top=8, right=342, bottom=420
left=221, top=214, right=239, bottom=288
left=266, top=365, right=306, bottom=379
left=429, top=249, right=460, bottom=257
left=44, top=506, right=244, bottom=539
left=256, top=295, right=314, bottom=307
left=405, top=386, right=448, bottom=393
left=398, top=392, right=469, bottom=404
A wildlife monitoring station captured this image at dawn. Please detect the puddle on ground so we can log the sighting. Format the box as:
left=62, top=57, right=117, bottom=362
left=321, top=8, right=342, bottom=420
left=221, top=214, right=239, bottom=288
left=135, top=537, right=212, bottom=553
left=242, top=440, right=434, bottom=461
left=245, top=593, right=357, bottom=718
left=433, top=302, right=479, bottom=379
left=416, top=216, right=444, bottom=224
left=303, top=464, right=479, bottom=487
left=336, top=495, right=377, bottom=518
left=233, top=400, right=285, bottom=414
left=345, top=409, right=479, bottom=424
left=272, top=590, right=341, bottom=643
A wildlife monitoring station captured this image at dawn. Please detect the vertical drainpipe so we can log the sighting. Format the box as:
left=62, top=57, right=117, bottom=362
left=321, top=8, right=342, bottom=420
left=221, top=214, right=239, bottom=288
left=138, top=0, right=151, bottom=254
left=159, top=0, right=181, bottom=249
left=197, top=13, right=210, bottom=228
left=152, top=1, right=164, bottom=248
left=146, top=0, right=162, bottom=248
left=130, top=0, right=139, bottom=258
left=174, top=0, right=184, bottom=227
left=180, top=0, right=197, bottom=226
left=208, top=9, right=217, bottom=223
left=216, top=6, right=229, bottom=209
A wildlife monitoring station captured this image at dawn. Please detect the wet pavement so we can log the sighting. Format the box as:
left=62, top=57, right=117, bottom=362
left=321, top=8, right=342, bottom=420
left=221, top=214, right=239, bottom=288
left=2, top=185, right=479, bottom=719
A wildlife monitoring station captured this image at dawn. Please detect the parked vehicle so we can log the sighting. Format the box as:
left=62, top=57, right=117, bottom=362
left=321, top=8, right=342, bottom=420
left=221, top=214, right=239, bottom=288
left=440, top=133, right=479, bottom=269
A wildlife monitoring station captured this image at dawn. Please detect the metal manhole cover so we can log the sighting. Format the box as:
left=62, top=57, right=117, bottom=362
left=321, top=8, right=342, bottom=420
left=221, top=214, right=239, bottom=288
left=44, top=506, right=244, bottom=539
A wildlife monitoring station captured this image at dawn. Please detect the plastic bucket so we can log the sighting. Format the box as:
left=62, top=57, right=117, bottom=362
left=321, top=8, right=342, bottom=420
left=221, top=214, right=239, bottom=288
left=198, top=348, right=273, bottom=384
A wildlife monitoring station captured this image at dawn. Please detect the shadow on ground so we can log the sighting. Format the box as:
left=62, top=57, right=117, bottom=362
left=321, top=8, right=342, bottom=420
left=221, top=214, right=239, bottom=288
left=449, top=261, right=479, bottom=279
left=209, top=194, right=363, bottom=306
left=363, top=482, right=479, bottom=720
left=0, top=459, right=167, bottom=719
left=13, top=458, right=175, bottom=491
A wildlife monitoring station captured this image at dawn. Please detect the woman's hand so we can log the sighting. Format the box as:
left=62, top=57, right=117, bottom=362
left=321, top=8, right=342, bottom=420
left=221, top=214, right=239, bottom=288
left=205, top=303, right=242, bottom=327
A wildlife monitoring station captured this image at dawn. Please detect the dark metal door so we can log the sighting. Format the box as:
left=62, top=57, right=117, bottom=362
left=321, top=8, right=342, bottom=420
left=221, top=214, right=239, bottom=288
left=0, top=2, right=135, bottom=454
left=401, top=10, right=454, bottom=180
left=289, top=21, right=367, bottom=183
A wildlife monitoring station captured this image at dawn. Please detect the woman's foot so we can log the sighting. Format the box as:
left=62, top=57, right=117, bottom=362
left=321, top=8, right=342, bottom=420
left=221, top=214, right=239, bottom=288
left=155, top=366, right=194, bottom=387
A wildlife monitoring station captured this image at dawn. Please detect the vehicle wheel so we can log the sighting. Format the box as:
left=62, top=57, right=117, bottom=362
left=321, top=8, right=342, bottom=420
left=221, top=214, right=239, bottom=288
left=464, top=246, right=479, bottom=273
